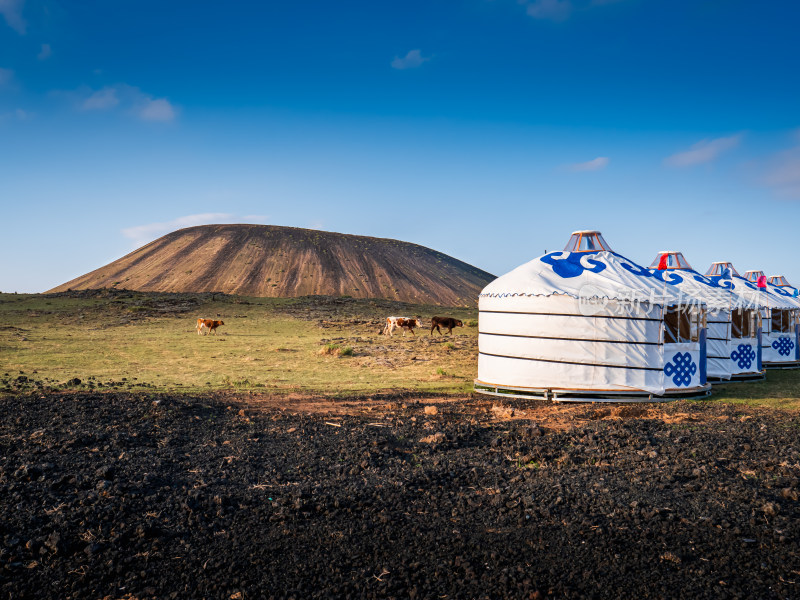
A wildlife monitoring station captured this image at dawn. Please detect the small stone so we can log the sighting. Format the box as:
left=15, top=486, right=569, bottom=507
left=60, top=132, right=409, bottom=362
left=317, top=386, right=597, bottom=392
left=424, top=405, right=438, bottom=416
left=762, top=502, right=779, bottom=517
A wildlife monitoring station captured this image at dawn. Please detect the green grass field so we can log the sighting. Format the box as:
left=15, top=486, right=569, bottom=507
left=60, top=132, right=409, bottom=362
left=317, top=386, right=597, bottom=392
left=0, top=291, right=479, bottom=396
left=2, top=291, right=799, bottom=409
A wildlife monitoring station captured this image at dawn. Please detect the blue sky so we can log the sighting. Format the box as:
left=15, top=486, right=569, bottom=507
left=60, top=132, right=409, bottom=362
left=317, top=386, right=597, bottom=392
left=1, top=0, right=799, bottom=292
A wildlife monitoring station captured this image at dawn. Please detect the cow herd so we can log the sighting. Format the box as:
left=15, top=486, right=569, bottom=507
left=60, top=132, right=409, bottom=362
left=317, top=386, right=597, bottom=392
left=194, top=315, right=463, bottom=337
left=381, top=315, right=463, bottom=337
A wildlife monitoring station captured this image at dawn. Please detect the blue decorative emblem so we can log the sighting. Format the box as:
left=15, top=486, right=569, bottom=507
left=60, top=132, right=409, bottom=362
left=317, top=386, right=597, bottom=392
left=772, top=337, right=796, bottom=357
left=730, top=344, right=756, bottom=370
left=770, top=286, right=792, bottom=297
left=664, top=352, right=697, bottom=387
left=692, top=274, right=733, bottom=290
left=540, top=252, right=606, bottom=279
left=622, top=261, right=684, bottom=284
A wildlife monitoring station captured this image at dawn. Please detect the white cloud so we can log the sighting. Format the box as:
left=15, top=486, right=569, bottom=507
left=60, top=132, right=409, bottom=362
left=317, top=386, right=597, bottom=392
left=664, top=134, right=742, bottom=167
left=0, top=0, right=26, bottom=34
left=122, top=213, right=235, bottom=245
left=122, top=214, right=269, bottom=246
left=762, top=146, right=800, bottom=200
left=568, top=156, right=610, bottom=172
left=15, top=108, right=29, bottom=119
left=391, top=49, right=430, bottom=70
left=137, top=97, right=176, bottom=122
left=527, top=0, right=573, bottom=21
left=38, top=43, right=51, bottom=60
left=82, top=87, right=120, bottom=110
left=0, top=67, right=13, bottom=87
left=74, top=84, right=178, bottom=122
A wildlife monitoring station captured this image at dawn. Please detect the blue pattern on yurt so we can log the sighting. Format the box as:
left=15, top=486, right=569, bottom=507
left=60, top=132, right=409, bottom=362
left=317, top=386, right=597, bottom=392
left=699, top=328, right=707, bottom=384
left=540, top=252, right=606, bottom=278
left=692, top=273, right=733, bottom=289
left=731, top=344, right=756, bottom=370
left=757, top=327, right=762, bottom=371
left=772, top=337, right=796, bottom=357
left=796, top=325, right=800, bottom=361
left=769, top=286, right=792, bottom=297
left=663, top=352, right=697, bottom=387
left=625, top=262, right=683, bottom=284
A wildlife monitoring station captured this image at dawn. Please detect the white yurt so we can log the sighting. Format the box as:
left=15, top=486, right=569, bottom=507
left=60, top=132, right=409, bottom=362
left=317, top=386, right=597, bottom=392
left=475, top=231, right=712, bottom=401
left=706, top=263, right=800, bottom=368
left=768, top=275, right=800, bottom=299
left=648, top=252, right=762, bottom=382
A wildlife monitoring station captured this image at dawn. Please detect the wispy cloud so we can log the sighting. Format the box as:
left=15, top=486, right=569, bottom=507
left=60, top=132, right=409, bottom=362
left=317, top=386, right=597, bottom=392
left=0, top=107, right=29, bottom=123
left=527, top=0, right=573, bottom=22
left=73, top=84, right=178, bottom=122
left=568, top=156, right=610, bottom=172
left=0, top=0, right=26, bottom=34
left=123, top=214, right=235, bottom=245
left=524, top=0, right=629, bottom=22
left=391, top=49, right=430, bottom=70
left=122, top=214, right=269, bottom=246
left=38, top=43, right=51, bottom=60
left=0, top=67, right=14, bottom=87
left=137, top=97, right=176, bottom=122
left=762, top=141, right=800, bottom=200
left=664, top=134, right=742, bottom=167
left=82, top=87, right=120, bottom=110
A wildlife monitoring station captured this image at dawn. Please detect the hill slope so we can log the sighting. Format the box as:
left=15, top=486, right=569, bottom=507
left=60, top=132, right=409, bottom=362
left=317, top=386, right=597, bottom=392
left=48, top=224, right=495, bottom=306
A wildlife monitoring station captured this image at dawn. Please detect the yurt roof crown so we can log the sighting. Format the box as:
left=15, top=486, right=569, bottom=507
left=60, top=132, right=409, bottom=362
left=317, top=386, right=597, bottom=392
left=563, top=230, right=612, bottom=253
left=649, top=251, right=693, bottom=270
left=706, top=262, right=741, bottom=278
left=769, top=276, right=793, bottom=287
left=743, top=270, right=766, bottom=283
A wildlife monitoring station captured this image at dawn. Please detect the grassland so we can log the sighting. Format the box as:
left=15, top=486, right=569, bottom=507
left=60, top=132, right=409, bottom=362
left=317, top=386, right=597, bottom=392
left=0, top=291, right=479, bottom=396
left=2, top=290, right=799, bottom=409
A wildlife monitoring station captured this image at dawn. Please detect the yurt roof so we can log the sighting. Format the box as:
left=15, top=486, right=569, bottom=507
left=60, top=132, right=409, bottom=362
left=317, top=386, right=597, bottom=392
left=645, top=252, right=743, bottom=311
left=704, top=262, right=799, bottom=310
left=481, top=249, right=701, bottom=306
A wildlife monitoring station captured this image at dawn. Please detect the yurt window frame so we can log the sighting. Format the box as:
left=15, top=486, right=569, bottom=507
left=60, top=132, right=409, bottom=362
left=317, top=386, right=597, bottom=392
left=731, top=308, right=757, bottom=338
left=563, top=231, right=612, bottom=253
left=649, top=253, right=692, bottom=270
left=663, top=304, right=704, bottom=344
left=771, top=309, right=795, bottom=333
left=706, top=263, right=740, bottom=278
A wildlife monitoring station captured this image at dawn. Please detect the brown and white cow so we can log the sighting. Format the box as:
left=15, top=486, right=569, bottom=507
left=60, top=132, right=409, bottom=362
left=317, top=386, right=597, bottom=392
left=430, top=316, right=463, bottom=336
left=196, top=318, right=224, bottom=335
left=382, top=316, right=422, bottom=337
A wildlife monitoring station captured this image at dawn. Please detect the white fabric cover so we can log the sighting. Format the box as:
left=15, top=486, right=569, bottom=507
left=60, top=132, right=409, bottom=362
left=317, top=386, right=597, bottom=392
left=478, top=252, right=707, bottom=396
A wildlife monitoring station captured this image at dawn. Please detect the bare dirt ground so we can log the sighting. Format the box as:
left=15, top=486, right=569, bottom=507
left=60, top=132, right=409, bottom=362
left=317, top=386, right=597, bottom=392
left=2, top=391, right=799, bottom=599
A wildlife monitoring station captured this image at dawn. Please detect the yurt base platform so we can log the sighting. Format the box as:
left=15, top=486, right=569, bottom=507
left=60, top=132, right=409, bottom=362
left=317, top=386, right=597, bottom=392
left=473, top=381, right=712, bottom=403
left=708, top=370, right=767, bottom=384
left=764, top=360, right=800, bottom=370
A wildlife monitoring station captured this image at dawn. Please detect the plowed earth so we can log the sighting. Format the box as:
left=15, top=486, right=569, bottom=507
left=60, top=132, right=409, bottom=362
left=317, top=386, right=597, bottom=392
left=1, top=393, right=799, bottom=599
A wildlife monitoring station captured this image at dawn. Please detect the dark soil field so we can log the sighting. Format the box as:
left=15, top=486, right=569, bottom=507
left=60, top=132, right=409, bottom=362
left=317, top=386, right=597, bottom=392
left=2, top=392, right=799, bottom=599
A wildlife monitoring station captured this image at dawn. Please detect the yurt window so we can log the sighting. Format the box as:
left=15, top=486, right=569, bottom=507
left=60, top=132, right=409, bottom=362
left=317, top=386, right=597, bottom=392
left=563, top=231, right=611, bottom=253
left=649, top=253, right=692, bottom=270
left=664, top=305, right=701, bottom=343
left=771, top=309, right=794, bottom=333
left=731, top=308, right=755, bottom=338
left=769, top=276, right=790, bottom=287
left=706, top=263, right=740, bottom=277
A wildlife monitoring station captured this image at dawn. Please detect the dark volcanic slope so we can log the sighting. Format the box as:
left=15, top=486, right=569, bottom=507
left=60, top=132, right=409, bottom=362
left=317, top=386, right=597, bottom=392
left=1, top=393, right=799, bottom=599
left=48, top=224, right=494, bottom=306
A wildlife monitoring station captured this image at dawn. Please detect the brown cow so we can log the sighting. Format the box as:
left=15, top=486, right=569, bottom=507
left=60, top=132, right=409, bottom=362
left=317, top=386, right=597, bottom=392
left=382, top=316, right=422, bottom=337
left=196, top=318, right=224, bottom=335
left=430, top=316, right=463, bottom=335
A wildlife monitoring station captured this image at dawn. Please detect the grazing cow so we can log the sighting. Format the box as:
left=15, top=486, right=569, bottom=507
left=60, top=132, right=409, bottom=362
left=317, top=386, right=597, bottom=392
left=382, top=316, right=422, bottom=337
left=430, top=316, right=463, bottom=336
left=196, top=318, right=224, bottom=335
